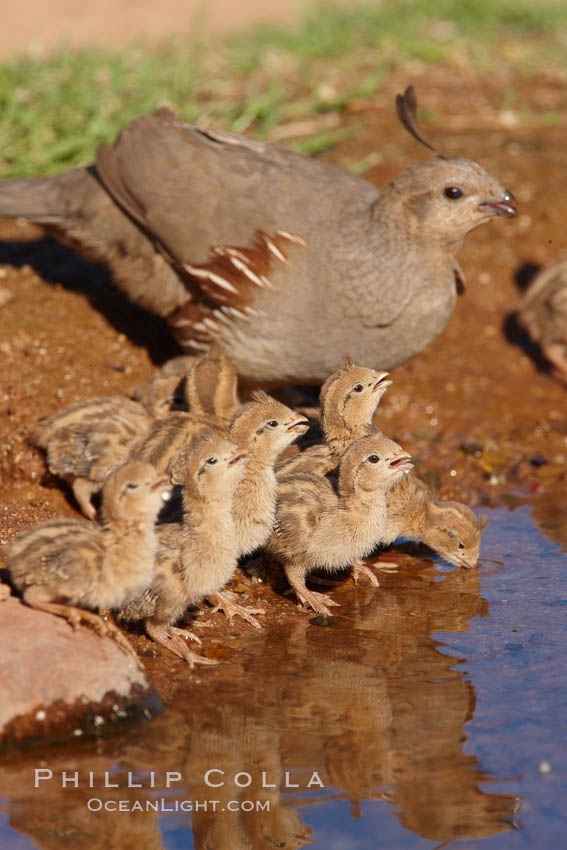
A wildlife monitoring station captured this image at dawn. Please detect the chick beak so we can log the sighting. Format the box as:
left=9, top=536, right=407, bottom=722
left=287, top=416, right=309, bottom=434
left=457, top=556, right=476, bottom=569
left=478, top=190, right=517, bottom=218
left=151, top=476, right=171, bottom=500
left=229, top=450, right=248, bottom=465
left=389, top=454, right=413, bottom=474
left=372, top=372, right=393, bottom=392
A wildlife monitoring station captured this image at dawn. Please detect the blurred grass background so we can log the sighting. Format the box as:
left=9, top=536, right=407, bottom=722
left=0, top=0, right=566, bottom=176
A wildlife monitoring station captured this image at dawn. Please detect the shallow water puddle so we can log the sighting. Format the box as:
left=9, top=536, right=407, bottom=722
left=0, top=501, right=565, bottom=850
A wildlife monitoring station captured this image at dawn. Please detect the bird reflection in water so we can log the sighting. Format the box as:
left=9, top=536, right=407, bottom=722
left=0, top=560, right=520, bottom=849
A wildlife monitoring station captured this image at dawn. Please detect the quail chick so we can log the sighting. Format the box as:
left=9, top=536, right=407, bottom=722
left=121, top=431, right=249, bottom=667
left=32, top=396, right=158, bottom=519
left=136, top=344, right=239, bottom=417
left=3, top=461, right=170, bottom=653
left=189, top=391, right=309, bottom=628
left=277, top=354, right=391, bottom=477
left=517, top=259, right=567, bottom=381
left=0, top=88, right=516, bottom=383
left=229, top=390, right=309, bottom=556
left=184, top=343, right=239, bottom=421
left=267, top=433, right=412, bottom=616
left=131, top=346, right=239, bottom=475
left=381, top=474, right=488, bottom=568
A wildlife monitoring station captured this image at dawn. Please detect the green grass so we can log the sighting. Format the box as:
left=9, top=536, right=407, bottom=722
left=0, top=0, right=566, bottom=177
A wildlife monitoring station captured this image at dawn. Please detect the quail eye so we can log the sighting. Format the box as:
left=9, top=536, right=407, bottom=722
left=206, top=456, right=218, bottom=465
left=444, top=186, right=463, bottom=200
left=352, top=384, right=364, bottom=393
left=367, top=454, right=379, bottom=464
left=266, top=420, right=279, bottom=429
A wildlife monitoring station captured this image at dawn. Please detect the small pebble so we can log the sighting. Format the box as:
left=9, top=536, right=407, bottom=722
left=539, top=761, right=551, bottom=774
left=309, top=614, right=335, bottom=627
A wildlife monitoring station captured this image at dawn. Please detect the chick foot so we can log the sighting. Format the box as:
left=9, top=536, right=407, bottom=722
left=351, top=561, right=380, bottom=587
left=145, top=621, right=218, bottom=668
left=368, top=556, right=399, bottom=574
left=208, top=591, right=266, bottom=630
left=168, top=625, right=202, bottom=645
left=547, top=344, right=567, bottom=383
left=27, top=599, right=137, bottom=660
left=72, top=477, right=98, bottom=521
left=291, top=583, right=340, bottom=617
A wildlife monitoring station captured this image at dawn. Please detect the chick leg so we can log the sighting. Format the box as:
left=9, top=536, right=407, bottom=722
left=545, top=343, right=567, bottom=382
left=208, top=591, right=266, bottom=630
left=351, top=560, right=380, bottom=587
left=366, top=553, right=400, bottom=574
left=72, top=478, right=98, bottom=520
left=23, top=593, right=138, bottom=659
left=145, top=620, right=218, bottom=668
left=168, top=625, right=202, bottom=645
left=285, top=563, right=340, bottom=616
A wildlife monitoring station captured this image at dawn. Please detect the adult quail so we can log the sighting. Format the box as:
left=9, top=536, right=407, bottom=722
left=0, top=88, right=516, bottom=383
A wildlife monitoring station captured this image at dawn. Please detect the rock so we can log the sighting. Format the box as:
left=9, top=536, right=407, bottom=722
left=0, top=595, right=162, bottom=749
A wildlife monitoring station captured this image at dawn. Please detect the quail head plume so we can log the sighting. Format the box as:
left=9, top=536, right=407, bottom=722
left=0, top=87, right=516, bottom=383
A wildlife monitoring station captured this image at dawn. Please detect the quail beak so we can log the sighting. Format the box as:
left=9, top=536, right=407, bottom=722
left=389, top=454, right=413, bottom=474
left=478, top=190, right=517, bottom=218
left=455, top=555, right=476, bottom=569
left=229, top=450, right=249, bottom=465
left=372, top=372, right=393, bottom=392
left=151, top=476, right=171, bottom=500
left=287, top=416, right=309, bottom=435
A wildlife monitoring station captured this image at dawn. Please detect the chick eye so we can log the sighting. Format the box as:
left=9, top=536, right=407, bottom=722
left=352, top=384, right=364, bottom=393
left=206, top=456, right=218, bottom=465
left=458, top=541, right=465, bottom=550
left=266, top=420, right=279, bottom=429
left=367, top=454, right=379, bottom=464
left=126, top=482, right=139, bottom=490
left=444, top=186, right=463, bottom=200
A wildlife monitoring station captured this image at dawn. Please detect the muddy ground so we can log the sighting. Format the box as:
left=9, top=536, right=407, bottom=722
left=0, top=65, right=566, bottom=683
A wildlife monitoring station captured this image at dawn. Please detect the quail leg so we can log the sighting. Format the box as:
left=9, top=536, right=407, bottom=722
left=208, top=591, right=265, bottom=630
left=145, top=620, right=218, bottom=668
left=72, top=478, right=98, bottom=520
left=285, top=563, right=340, bottom=617
left=168, top=625, right=202, bottom=645
left=23, top=592, right=138, bottom=660
left=351, top=560, right=380, bottom=587
left=545, top=343, right=567, bottom=382
left=367, top=554, right=400, bottom=574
